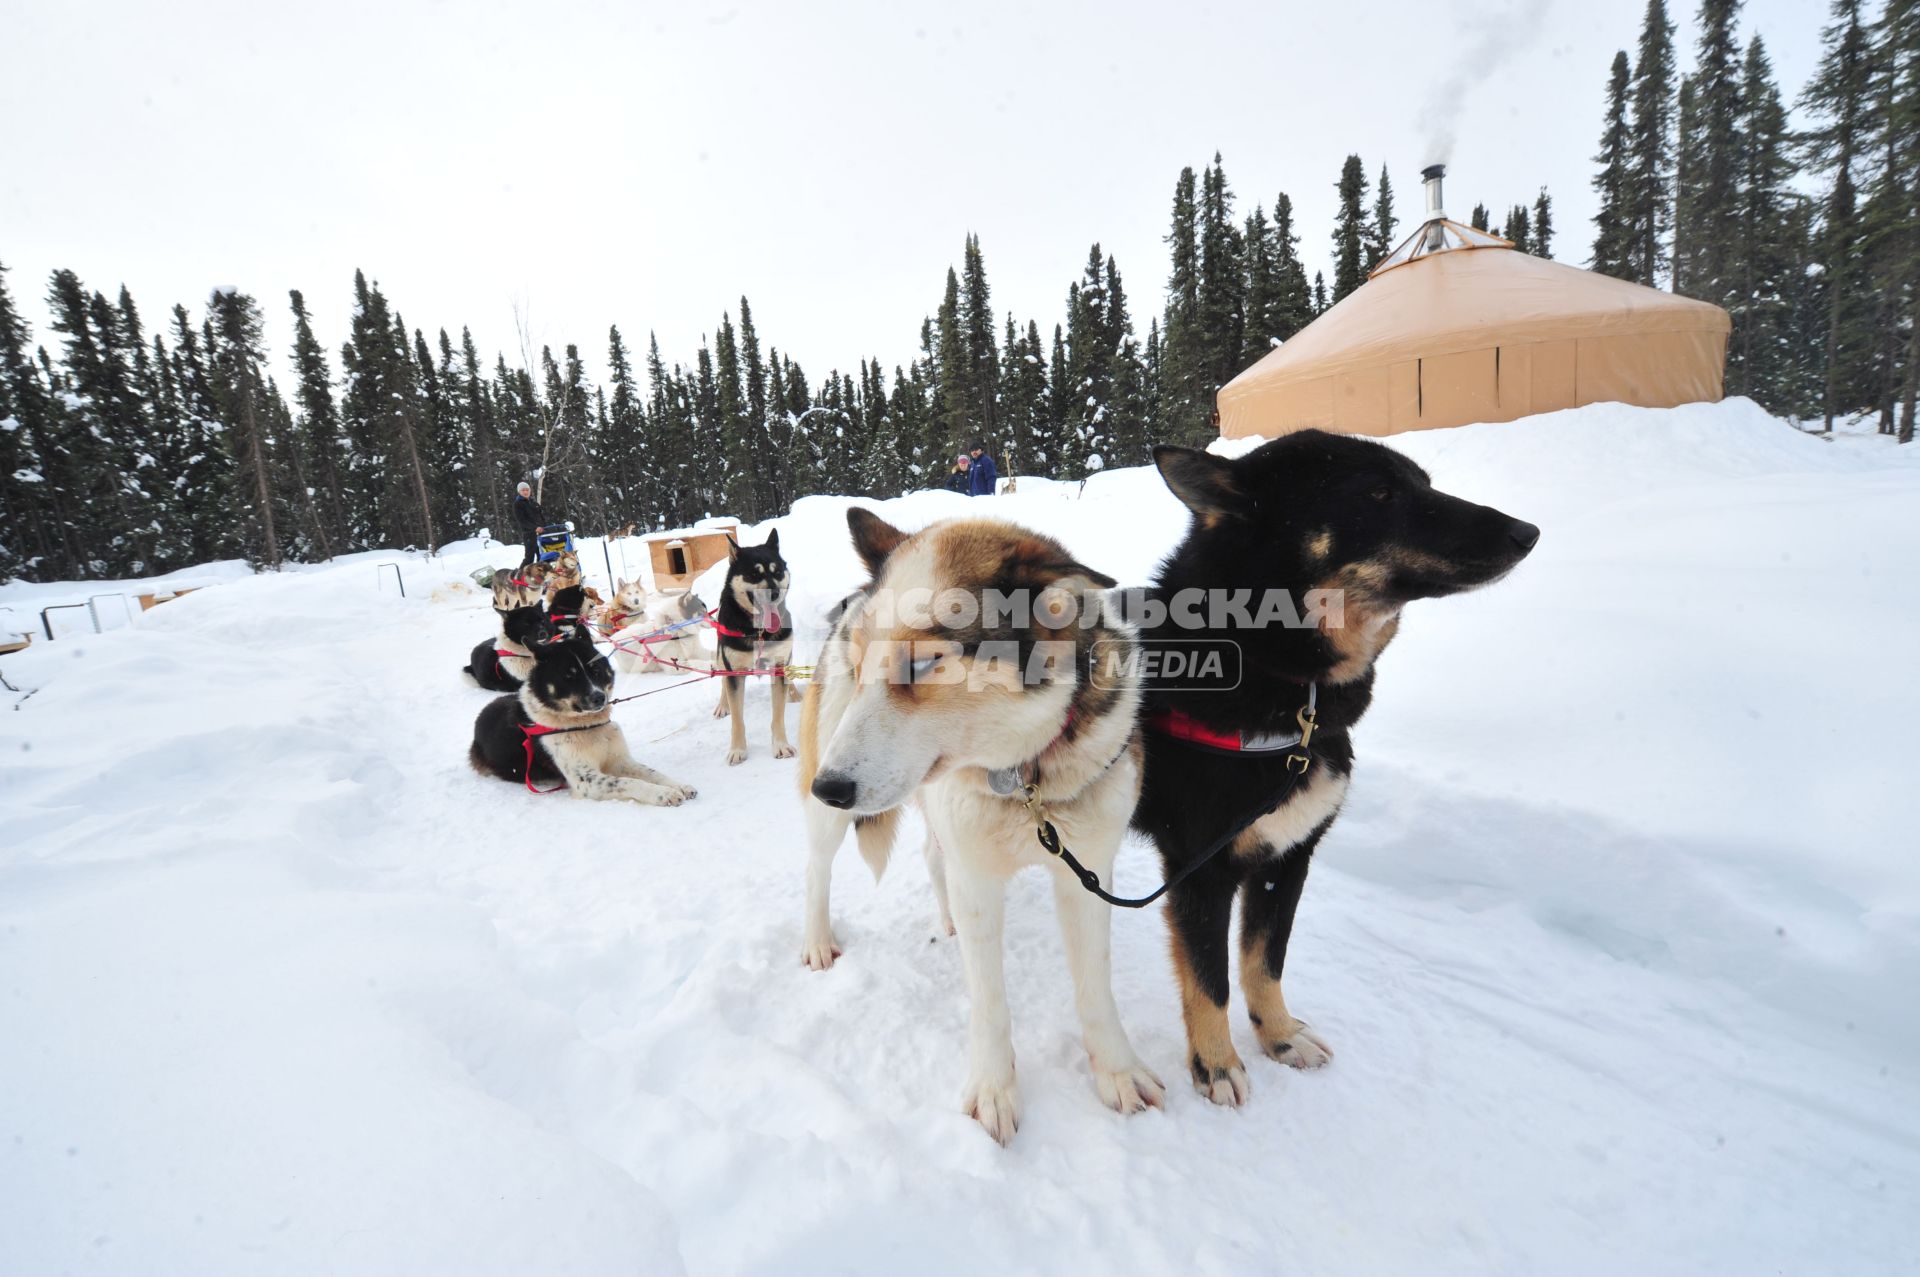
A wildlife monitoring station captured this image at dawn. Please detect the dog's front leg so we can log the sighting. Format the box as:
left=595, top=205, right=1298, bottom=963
left=555, top=753, right=690, bottom=807
left=721, top=671, right=748, bottom=765
left=947, top=848, right=1020, bottom=1145
left=1238, top=836, right=1332, bottom=1069
left=1049, top=867, right=1165, bottom=1115
left=1166, top=861, right=1250, bottom=1106
left=801, top=799, right=850, bottom=970
left=608, top=752, right=698, bottom=803
left=768, top=673, right=795, bottom=759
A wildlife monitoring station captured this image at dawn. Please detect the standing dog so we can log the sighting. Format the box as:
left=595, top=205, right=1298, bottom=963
left=463, top=600, right=557, bottom=692
left=1131, top=432, right=1538, bottom=1106
left=712, top=530, right=796, bottom=766
left=798, top=509, right=1163, bottom=1145
left=469, top=630, right=698, bottom=805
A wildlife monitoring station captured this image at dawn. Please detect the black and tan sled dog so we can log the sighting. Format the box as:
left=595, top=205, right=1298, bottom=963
left=469, top=626, right=697, bottom=805
left=1131, top=431, right=1538, bottom=1106
left=463, top=601, right=556, bottom=692
left=712, top=529, right=799, bottom=766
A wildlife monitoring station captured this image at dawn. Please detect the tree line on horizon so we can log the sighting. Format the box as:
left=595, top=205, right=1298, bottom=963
left=2, top=0, right=1912, bottom=584
left=1588, top=0, right=1917, bottom=434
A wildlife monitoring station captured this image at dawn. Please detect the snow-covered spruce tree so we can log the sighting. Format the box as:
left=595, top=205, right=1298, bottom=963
left=0, top=261, right=65, bottom=579
left=1504, top=205, right=1532, bottom=253
left=167, top=305, right=234, bottom=564
left=416, top=327, right=472, bottom=546
left=205, top=288, right=288, bottom=568
left=1270, top=194, right=1315, bottom=340
left=1593, top=50, right=1636, bottom=277
left=1242, top=204, right=1279, bottom=366
left=1726, top=35, right=1799, bottom=408
left=458, top=329, right=506, bottom=538
left=1371, top=164, right=1398, bottom=272
left=1863, top=0, right=1918, bottom=436
left=1626, top=0, right=1678, bottom=287
left=1158, top=165, right=1206, bottom=445
left=961, top=235, right=999, bottom=452
left=713, top=313, right=757, bottom=520
left=46, top=270, right=146, bottom=575
left=1799, top=0, right=1879, bottom=429
left=643, top=333, right=685, bottom=529
left=337, top=270, right=397, bottom=546
left=1470, top=203, right=1491, bottom=232
left=287, top=290, right=349, bottom=555
left=1878, top=0, right=1920, bottom=439
left=1103, top=255, right=1151, bottom=470
left=1196, top=154, right=1246, bottom=400
left=602, top=325, right=648, bottom=529
left=1330, top=155, right=1372, bottom=304
left=1673, top=0, right=1745, bottom=306
left=1533, top=188, right=1555, bottom=258
left=737, top=298, right=778, bottom=517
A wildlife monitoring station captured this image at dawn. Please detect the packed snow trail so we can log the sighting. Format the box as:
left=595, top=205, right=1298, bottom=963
left=3, top=401, right=1917, bottom=1275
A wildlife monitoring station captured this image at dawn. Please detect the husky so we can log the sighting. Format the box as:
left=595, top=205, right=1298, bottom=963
left=611, top=587, right=711, bottom=675
left=591, top=577, right=651, bottom=637
left=468, top=628, right=698, bottom=805
left=1131, top=433, right=1538, bottom=1107
left=712, top=530, right=797, bottom=766
left=798, top=508, right=1163, bottom=1145
left=463, top=600, right=557, bottom=692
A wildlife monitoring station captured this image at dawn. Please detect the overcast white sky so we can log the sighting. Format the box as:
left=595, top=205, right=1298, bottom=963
left=5, top=0, right=1824, bottom=394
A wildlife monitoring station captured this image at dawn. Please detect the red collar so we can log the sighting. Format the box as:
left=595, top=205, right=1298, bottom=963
left=1147, top=684, right=1319, bottom=755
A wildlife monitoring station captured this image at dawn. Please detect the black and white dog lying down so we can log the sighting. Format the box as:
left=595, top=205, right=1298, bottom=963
left=463, top=601, right=557, bottom=692
left=468, top=628, right=698, bottom=806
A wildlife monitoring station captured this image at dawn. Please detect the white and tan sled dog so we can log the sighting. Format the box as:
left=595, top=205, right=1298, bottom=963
left=797, top=508, right=1163, bottom=1145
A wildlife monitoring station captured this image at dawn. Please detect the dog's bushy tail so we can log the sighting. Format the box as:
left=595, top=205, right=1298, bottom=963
left=853, top=808, right=899, bottom=882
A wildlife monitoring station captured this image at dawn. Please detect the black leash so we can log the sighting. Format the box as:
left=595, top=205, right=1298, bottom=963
left=1022, top=696, right=1321, bottom=910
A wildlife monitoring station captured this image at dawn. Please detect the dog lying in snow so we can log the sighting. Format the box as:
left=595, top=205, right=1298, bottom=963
left=468, top=628, right=697, bottom=805
left=463, top=600, right=556, bottom=692
left=798, top=509, right=1161, bottom=1145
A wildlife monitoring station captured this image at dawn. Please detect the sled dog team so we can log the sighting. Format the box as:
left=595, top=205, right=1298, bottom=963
left=463, top=431, right=1539, bottom=1144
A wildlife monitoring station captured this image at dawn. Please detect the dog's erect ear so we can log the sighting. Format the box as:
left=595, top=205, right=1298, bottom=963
left=764, top=527, right=780, bottom=554
left=1060, top=560, right=1118, bottom=591
left=847, top=507, right=908, bottom=576
left=725, top=534, right=740, bottom=562
left=1153, top=446, right=1244, bottom=521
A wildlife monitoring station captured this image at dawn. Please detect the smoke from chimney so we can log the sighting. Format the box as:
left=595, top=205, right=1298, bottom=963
left=1419, top=1, right=1553, bottom=166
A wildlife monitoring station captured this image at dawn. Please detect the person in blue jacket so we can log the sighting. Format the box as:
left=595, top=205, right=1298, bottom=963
left=968, top=446, right=998, bottom=496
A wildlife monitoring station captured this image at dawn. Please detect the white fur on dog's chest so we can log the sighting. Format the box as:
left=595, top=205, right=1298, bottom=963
left=1236, top=766, right=1350, bottom=861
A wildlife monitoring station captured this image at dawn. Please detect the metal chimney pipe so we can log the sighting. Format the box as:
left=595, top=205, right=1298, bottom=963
left=1421, top=164, right=1446, bottom=219
left=1420, top=164, right=1449, bottom=253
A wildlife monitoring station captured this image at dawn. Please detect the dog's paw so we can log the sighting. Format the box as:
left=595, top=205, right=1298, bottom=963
left=1190, top=1052, right=1252, bottom=1107
left=726, top=746, right=747, bottom=766
left=671, top=782, right=698, bottom=802
left=1258, top=1021, right=1333, bottom=1069
left=711, top=700, right=729, bottom=720
left=772, top=739, right=795, bottom=760
left=801, top=931, right=841, bottom=970
left=962, top=1075, right=1022, bottom=1147
left=1092, top=1058, right=1166, bottom=1116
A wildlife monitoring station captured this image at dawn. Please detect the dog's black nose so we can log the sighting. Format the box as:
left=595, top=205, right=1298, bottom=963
left=1508, top=520, right=1541, bottom=552
left=811, top=772, right=857, bottom=810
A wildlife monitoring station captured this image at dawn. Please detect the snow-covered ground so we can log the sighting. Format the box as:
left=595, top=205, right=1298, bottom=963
left=3, top=399, right=1916, bottom=1275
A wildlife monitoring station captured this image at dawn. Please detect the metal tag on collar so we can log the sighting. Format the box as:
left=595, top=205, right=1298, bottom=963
left=987, top=766, right=1022, bottom=796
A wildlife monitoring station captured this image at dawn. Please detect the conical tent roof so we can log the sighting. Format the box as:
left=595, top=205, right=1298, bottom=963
left=1217, top=234, right=1730, bottom=440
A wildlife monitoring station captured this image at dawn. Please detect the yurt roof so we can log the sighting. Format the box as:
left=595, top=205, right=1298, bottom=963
left=1227, top=242, right=1729, bottom=390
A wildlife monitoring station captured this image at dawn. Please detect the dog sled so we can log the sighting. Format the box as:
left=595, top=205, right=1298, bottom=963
left=535, top=524, right=576, bottom=563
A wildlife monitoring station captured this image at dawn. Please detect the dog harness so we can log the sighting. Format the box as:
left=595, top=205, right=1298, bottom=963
left=517, top=718, right=609, bottom=795
left=1016, top=684, right=1321, bottom=909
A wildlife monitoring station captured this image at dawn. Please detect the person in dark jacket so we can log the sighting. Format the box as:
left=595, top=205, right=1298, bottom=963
left=968, top=446, right=998, bottom=496
left=513, top=482, right=545, bottom=567
left=945, top=454, right=971, bottom=494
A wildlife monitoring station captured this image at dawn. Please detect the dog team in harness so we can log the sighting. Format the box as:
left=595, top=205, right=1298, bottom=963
left=464, top=443, right=1539, bottom=1143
